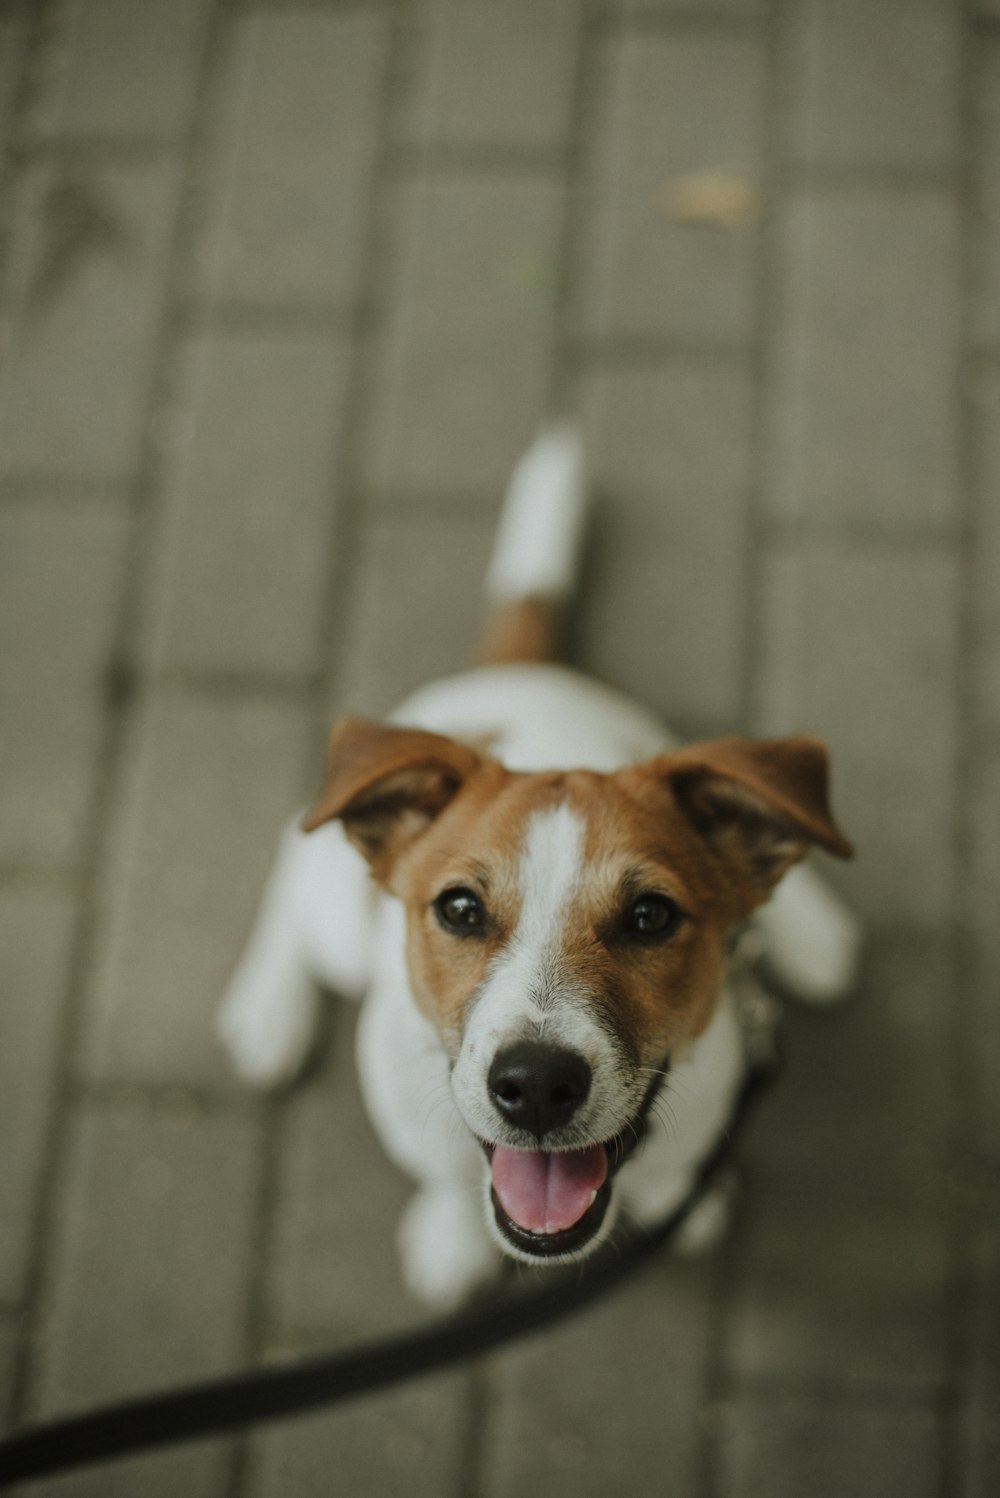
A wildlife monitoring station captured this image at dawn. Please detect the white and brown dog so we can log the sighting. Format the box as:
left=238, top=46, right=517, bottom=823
left=219, top=429, right=859, bottom=1309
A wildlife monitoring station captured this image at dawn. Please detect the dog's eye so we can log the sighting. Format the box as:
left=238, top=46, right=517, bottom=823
left=435, top=887, right=486, bottom=934
left=626, top=893, right=684, bottom=940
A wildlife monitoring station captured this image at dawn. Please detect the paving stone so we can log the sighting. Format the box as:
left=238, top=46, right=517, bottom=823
left=482, top=1257, right=717, bottom=1498
left=0, top=7, right=28, bottom=156
left=783, top=0, right=960, bottom=173
left=246, top=1364, right=469, bottom=1498
left=0, top=889, right=76, bottom=1306
left=581, top=30, right=766, bottom=345
left=620, top=0, right=765, bottom=13
left=266, top=1010, right=418, bottom=1340
left=577, top=360, right=753, bottom=733
left=364, top=173, right=564, bottom=500
left=971, top=368, right=1000, bottom=728
left=142, top=329, right=349, bottom=678
left=756, top=539, right=960, bottom=927
left=81, top=692, right=311, bottom=1090
left=725, top=939, right=953, bottom=1390
left=719, top=1395, right=942, bottom=1498
left=0, top=1312, right=16, bottom=1436
left=41, top=0, right=211, bottom=141
left=0, top=503, right=129, bottom=869
left=29, top=1099, right=258, bottom=1497
left=764, top=189, right=960, bottom=528
left=195, top=6, right=387, bottom=307
left=0, top=159, right=180, bottom=479
left=966, top=749, right=1000, bottom=1157
left=337, top=511, right=496, bottom=717
left=410, top=0, right=581, bottom=153
left=961, top=1201, right=1000, bottom=1498
left=259, top=1004, right=471, bottom=1496
left=973, top=43, right=1000, bottom=349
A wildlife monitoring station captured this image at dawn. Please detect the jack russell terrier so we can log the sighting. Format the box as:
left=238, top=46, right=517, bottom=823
left=219, top=429, right=860, bottom=1309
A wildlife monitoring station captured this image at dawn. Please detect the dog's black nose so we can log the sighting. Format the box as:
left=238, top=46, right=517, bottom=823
left=488, top=1042, right=592, bottom=1139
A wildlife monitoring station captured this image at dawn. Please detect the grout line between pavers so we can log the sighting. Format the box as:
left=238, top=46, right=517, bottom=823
left=710, top=1368, right=952, bottom=1414
left=172, top=295, right=361, bottom=336
left=696, top=1, right=782, bottom=1483
left=938, top=6, right=991, bottom=1497
left=758, top=514, right=969, bottom=549
left=739, top=0, right=782, bottom=737
left=550, top=0, right=627, bottom=419
left=222, top=2, right=438, bottom=1493
left=387, top=141, right=573, bottom=178
left=611, top=3, right=768, bottom=38
left=571, top=334, right=755, bottom=368
left=0, top=0, right=56, bottom=296
left=5, top=0, right=248, bottom=1443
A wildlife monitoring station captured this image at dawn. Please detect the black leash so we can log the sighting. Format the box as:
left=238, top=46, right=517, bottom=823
left=0, top=1040, right=779, bottom=1490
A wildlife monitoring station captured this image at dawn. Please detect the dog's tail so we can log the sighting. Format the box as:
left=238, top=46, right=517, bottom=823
left=480, top=424, right=587, bottom=666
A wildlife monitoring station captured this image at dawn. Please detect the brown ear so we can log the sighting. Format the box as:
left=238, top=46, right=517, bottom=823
left=302, top=718, right=482, bottom=875
left=660, top=734, right=853, bottom=904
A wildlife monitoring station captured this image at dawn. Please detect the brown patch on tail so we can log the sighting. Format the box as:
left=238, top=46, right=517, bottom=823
left=479, top=596, right=562, bottom=666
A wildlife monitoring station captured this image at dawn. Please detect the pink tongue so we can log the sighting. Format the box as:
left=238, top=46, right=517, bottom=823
left=491, top=1145, right=608, bottom=1235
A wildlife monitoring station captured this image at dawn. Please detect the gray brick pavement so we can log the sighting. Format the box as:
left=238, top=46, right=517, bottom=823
left=0, top=6, right=28, bottom=154
left=365, top=173, right=564, bottom=502
left=27, top=1099, right=259, bottom=1497
left=266, top=1010, right=416, bottom=1342
left=718, top=1396, right=942, bottom=1498
left=967, top=748, right=1000, bottom=1156
left=579, top=359, right=753, bottom=732
left=194, top=7, right=387, bottom=310
left=80, top=693, right=312, bottom=1090
left=0, top=1314, right=14, bottom=1437
left=246, top=1368, right=470, bottom=1498
left=39, top=0, right=212, bottom=143
left=337, top=511, right=496, bottom=717
left=725, top=941, right=953, bottom=1390
left=0, top=503, right=128, bottom=869
left=141, top=329, right=350, bottom=680
left=0, top=889, right=76, bottom=1306
left=409, top=0, right=581, bottom=155
left=763, top=189, right=960, bottom=529
left=972, top=366, right=1000, bottom=728
left=0, top=159, right=181, bottom=480
left=755, top=540, right=960, bottom=926
left=0, top=1, right=996, bottom=1495
left=580, top=28, right=767, bottom=347
left=481, top=1260, right=718, bottom=1498
left=782, top=0, right=960, bottom=174
left=973, top=38, right=1000, bottom=349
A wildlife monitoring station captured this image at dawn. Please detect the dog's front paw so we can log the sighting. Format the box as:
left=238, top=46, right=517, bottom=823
left=398, top=1187, right=500, bottom=1311
left=217, top=965, right=320, bottom=1089
left=672, top=1170, right=739, bottom=1258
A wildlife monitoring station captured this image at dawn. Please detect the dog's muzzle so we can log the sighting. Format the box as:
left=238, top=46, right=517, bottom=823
left=479, top=1056, right=668, bottom=1261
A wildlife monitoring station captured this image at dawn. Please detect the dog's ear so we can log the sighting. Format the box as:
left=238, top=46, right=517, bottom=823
left=302, top=718, right=483, bottom=875
left=654, top=734, right=853, bottom=911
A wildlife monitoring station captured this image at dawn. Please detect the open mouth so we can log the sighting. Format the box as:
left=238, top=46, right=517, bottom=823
left=477, top=1065, right=668, bottom=1260
left=488, top=1141, right=613, bottom=1258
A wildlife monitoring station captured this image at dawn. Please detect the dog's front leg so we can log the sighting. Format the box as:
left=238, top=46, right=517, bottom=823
left=218, top=819, right=375, bottom=1087
left=357, top=931, right=501, bottom=1309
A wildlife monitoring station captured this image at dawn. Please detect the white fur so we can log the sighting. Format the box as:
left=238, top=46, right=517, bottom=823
left=450, top=804, right=634, bottom=1154
left=218, top=660, right=859, bottom=1303
left=484, top=424, right=587, bottom=602
left=218, top=429, right=861, bottom=1307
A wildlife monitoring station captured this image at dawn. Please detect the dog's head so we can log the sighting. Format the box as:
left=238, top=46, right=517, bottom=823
left=304, top=719, right=852, bottom=1264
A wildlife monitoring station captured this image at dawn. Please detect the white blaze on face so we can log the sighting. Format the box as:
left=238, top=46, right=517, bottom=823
left=502, top=801, right=586, bottom=1008
left=450, top=802, right=631, bottom=1144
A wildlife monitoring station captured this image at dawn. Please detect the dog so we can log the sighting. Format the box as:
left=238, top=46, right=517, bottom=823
left=218, top=428, right=860, bottom=1309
